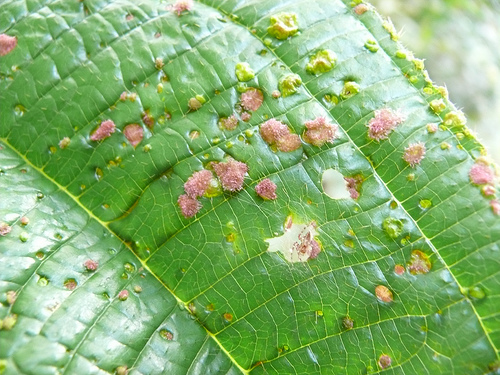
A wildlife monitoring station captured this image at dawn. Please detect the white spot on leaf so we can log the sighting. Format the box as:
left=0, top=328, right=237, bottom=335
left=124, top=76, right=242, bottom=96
left=321, top=169, right=351, bottom=199
left=266, top=220, right=320, bottom=263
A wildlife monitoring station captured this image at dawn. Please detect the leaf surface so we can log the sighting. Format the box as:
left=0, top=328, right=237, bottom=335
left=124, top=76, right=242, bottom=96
left=1, top=0, right=499, bottom=374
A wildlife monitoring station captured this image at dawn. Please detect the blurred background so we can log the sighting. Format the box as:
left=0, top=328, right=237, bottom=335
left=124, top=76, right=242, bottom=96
left=369, top=0, right=500, bottom=163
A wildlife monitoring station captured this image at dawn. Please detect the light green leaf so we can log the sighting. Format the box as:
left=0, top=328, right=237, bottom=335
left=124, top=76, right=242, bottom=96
left=1, top=0, right=499, bottom=374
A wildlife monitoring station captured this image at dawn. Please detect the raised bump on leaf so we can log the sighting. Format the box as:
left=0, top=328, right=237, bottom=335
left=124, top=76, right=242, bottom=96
left=219, top=114, right=239, bottom=130
left=342, top=316, right=354, bottom=330
left=171, top=0, right=193, bottom=16
left=0, top=34, right=17, bottom=56
left=118, top=290, right=129, bottom=301
left=0, top=222, right=11, bottom=236
left=303, top=116, right=338, bottom=147
left=123, top=124, right=144, bottom=147
left=306, top=49, right=337, bottom=75
left=255, top=178, right=277, bottom=200
left=235, top=62, right=255, bottom=82
left=260, top=119, right=301, bottom=152
left=367, top=108, right=405, bottom=141
left=279, top=74, right=302, bottom=97
left=177, top=194, right=201, bottom=218
left=184, top=170, right=213, bottom=198
left=267, top=12, right=299, bottom=40
left=90, top=120, right=116, bottom=141
left=378, top=354, right=392, bottom=369
left=403, top=142, right=426, bottom=167
left=382, top=217, right=403, bottom=238
left=354, top=4, right=369, bottom=15
left=59, top=137, right=70, bottom=149
left=340, top=81, right=360, bottom=100
left=20, top=217, right=29, bottom=226
left=469, top=159, right=494, bottom=185
left=6, top=291, right=16, bottom=305
left=407, top=250, right=431, bottom=275
left=84, top=259, right=98, bottom=272
left=491, top=200, right=500, bottom=215
left=240, top=88, right=263, bottom=111
left=375, top=285, right=393, bottom=303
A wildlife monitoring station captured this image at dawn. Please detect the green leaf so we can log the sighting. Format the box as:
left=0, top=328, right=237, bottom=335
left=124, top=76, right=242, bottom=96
left=1, top=0, right=499, bottom=374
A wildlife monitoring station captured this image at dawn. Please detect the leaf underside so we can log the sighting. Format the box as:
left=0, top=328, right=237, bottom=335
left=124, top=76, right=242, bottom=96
left=1, top=0, right=499, bottom=374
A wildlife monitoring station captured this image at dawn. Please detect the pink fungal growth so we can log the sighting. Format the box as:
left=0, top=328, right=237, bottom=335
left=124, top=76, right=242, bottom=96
left=469, top=159, right=495, bottom=185
left=171, top=0, right=193, bottom=16
left=344, top=175, right=363, bottom=199
left=260, top=119, right=290, bottom=143
left=178, top=194, right=202, bottom=218
left=0, top=34, right=17, bottom=56
left=255, top=179, right=277, bottom=200
left=403, top=142, right=426, bottom=167
left=241, top=112, right=251, bottom=122
left=260, top=118, right=301, bottom=152
left=367, top=108, right=405, bottom=141
left=241, top=88, right=264, bottom=112
left=184, top=170, right=213, bottom=198
left=482, top=185, right=496, bottom=196
left=220, top=114, right=238, bottom=130
left=213, top=159, right=248, bottom=192
left=84, top=259, right=99, bottom=271
left=276, top=133, right=301, bottom=152
left=123, top=124, right=143, bottom=147
left=90, top=120, right=116, bottom=141
left=491, top=200, right=500, bottom=215
left=118, top=290, right=129, bottom=301
left=304, top=116, right=339, bottom=147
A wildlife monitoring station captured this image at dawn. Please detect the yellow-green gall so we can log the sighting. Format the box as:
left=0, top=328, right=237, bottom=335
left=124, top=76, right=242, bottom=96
left=279, top=74, right=302, bottom=97
left=364, top=39, right=379, bottom=52
left=268, top=12, right=299, bottom=40
left=430, top=99, right=446, bottom=113
left=235, top=62, right=255, bottom=82
left=444, top=110, right=466, bottom=128
left=306, top=49, right=337, bottom=75
left=340, top=81, right=360, bottom=100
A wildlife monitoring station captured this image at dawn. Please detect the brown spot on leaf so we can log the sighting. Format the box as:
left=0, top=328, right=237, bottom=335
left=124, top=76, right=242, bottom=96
left=90, top=120, right=116, bottom=141
left=213, top=159, right=248, bottom=192
left=123, top=124, right=143, bottom=147
left=408, top=250, right=431, bottom=275
left=375, top=285, right=393, bottom=302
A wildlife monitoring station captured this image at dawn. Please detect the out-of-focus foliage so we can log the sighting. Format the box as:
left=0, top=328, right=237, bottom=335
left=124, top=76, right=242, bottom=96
left=371, top=0, right=500, bottom=163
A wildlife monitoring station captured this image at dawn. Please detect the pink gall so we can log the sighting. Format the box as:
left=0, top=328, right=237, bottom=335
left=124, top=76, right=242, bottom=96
left=220, top=114, right=239, bottom=130
left=123, top=124, right=143, bottom=147
left=213, top=159, right=248, bottom=192
left=469, top=160, right=495, bottom=185
left=304, top=116, right=338, bottom=147
left=90, top=120, right=116, bottom=141
left=403, top=142, right=426, bottom=167
left=241, top=88, right=264, bottom=112
left=255, top=179, right=277, bottom=200
left=177, top=194, right=201, bottom=218
left=184, top=170, right=213, bottom=198
left=367, top=108, right=405, bottom=141
left=0, top=34, right=17, bottom=56
left=276, top=133, right=301, bottom=152
left=260, top=119, right=290, bottom=144
left=171, top=0, right=193, bottom=16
